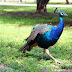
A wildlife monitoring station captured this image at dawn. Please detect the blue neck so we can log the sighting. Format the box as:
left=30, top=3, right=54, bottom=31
left=56, top=15, right=64, bottom=37
left=57, top=15, right=64, bottom=29
left=58, top=15, right=64, bottom=28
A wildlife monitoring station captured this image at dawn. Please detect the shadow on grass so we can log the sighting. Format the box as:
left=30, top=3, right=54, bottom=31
left=24, top=52, right=51, bottom=60
left=0, top=12, right=54, bottom=25
left=0, top=12, right=72, bottom=26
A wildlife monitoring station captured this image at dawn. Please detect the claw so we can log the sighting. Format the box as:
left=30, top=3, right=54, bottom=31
left=55, top=59, right=62, bottom=65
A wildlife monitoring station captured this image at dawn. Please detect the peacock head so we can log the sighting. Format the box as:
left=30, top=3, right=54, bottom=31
left=54, top=8, right=68, bottom=17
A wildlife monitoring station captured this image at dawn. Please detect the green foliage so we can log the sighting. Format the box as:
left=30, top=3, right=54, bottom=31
left=0, top=6, right=72, bottom=71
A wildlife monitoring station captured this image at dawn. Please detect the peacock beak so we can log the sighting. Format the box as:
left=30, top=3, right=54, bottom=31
left=64, top=13, right=68, bottom=16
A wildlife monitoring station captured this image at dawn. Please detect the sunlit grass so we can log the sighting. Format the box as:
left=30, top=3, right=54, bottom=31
left=0, top=6, right=36, bottom=13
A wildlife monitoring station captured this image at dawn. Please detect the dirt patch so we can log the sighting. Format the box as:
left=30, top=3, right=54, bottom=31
left=0, top=64, right=9, bottom=70
left=48, top=22, right=72, bottom=26
left=55, top=69, right=72, bottom=72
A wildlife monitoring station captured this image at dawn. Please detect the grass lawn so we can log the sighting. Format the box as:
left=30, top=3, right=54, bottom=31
left=0, top=6, right=72, bottom=72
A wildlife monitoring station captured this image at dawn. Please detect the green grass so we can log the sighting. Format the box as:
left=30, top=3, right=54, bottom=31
left=0, top=6, right=72, bottom=72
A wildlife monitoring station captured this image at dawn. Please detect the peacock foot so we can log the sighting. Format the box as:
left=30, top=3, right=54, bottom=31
left=55, top=59, right=62, bottom=65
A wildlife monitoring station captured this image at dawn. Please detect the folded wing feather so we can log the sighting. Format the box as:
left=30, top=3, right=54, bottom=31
left=27, top=24, right=48, bottom=43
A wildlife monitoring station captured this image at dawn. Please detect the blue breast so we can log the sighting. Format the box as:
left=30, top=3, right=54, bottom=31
left=37, top=27, right=61, bottom=48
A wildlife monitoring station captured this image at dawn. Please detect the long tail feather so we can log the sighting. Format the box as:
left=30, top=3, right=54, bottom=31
left=19, top=44, right=30, bottom=53
left=19, top=44, right=26, bottom=51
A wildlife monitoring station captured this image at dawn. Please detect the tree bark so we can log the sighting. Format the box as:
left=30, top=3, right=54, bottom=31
left=37, top=0, right=49, bottom=13
left=66, top=0, right=69, bottom=4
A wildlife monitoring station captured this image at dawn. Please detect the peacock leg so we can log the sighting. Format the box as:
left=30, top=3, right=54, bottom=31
left=45, top=49, right=61, bottom=64
left=42, top=49, right=45, bottom=59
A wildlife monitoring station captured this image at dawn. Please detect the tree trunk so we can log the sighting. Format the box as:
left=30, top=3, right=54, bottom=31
left=37, top=0, right=49, bottom=13
left=66, top=0, right=69, bottom=4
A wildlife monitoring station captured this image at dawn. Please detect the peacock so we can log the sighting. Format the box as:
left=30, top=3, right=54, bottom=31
left=19, top=8, right=68, bottom=64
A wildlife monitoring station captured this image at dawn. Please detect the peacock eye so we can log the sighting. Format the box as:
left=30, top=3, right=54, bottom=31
left=61, top=13, right=64, bottom=15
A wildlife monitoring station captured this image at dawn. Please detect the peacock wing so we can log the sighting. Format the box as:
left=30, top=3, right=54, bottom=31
left=27, top=24, right=53, bottom=43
